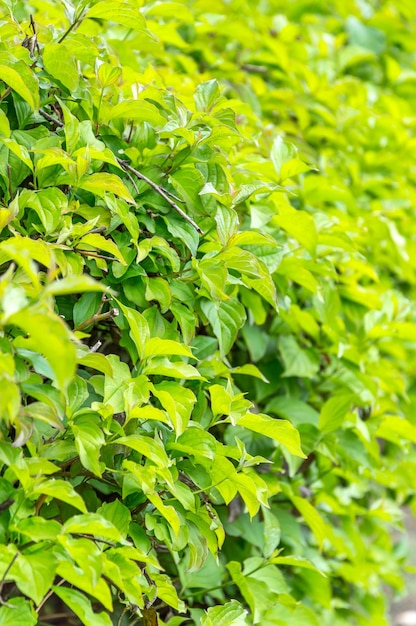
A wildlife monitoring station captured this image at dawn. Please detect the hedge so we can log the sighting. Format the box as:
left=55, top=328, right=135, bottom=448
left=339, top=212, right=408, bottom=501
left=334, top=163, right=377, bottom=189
left=0, top=1, right=415, bottom=625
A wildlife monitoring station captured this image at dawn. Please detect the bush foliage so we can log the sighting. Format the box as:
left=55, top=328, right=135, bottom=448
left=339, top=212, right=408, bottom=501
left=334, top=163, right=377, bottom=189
left=1, top=0, right=416, bottom=624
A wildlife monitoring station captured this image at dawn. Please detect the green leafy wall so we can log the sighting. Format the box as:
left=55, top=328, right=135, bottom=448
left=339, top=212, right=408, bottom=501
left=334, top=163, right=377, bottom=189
left=0, top=0, right=416, bottom=624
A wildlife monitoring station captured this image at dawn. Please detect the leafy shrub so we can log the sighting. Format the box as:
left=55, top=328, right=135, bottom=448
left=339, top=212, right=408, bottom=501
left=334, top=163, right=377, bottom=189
left=0, top=0, right=416, bottom=624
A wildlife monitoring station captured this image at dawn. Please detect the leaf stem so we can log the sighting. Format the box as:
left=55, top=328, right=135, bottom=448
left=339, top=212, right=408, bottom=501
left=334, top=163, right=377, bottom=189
left=57, top=8, right=85, bottom=44
left=74, top=307, right=119, bottom=331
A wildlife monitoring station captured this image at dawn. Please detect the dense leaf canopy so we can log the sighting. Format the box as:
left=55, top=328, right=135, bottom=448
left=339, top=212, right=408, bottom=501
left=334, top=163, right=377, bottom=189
left=0, top=0, right=416, bottom=624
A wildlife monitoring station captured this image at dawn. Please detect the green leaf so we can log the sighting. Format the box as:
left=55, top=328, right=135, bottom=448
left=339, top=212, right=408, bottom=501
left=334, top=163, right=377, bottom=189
left=62, top=513, right=124, bottom=543
left=194, top=79, right=221, bottom=111
left=10, top=305, right=76, bottom=392
left=77, top=352, right=113, bottom=377
left=117, top=302, right=150, bottom=359
left=43, top=43, right=79, bottom=91
left=290, top=496, right=329, bottom=549
left=97, top=63, right=122, bottom=88
left=215, top=205, right=239, bottom=245
left=43, top=275, right=107, bottom=297
left=279, top=335, right=320, bottom=379
left=0, top=65, right=38, bottom=110
left=72, top=413, right=105, bottom=476
left=32, top=479, right=87, bottom=512
left=107, top=100, right=165, bottom=126
left=376, top=416, right=416, bottom=445
left=0, top=108, right=11, bottom=138
left=271, top=555, right=325, bottom=575
left=78, top=173, right=134, bottom=203
left=0, top=138, right=33, bottom=171
left=237, top=413, right=306, bottom=458
left=201, top=601, right=248, bottom=626
left=201, top=299, right=246, bottom=356
left=165, top=215, right=199, bottom=256
left=152, top=381, right=196, bottom=435
left=97, top=501, right=131, bottom=538
left=115, top=435, right=170, bottom=467
left=0, top=598, right=36, bottom=626
left=12, top=550, right=57, bottom=604
left=54, top=586, right=112, bottom=626
left=152, top=572, right=185, bottom=611
left=346, top=16, right=386, bottom=54
left=144, top=357, right=203, bottom=380
left=18, top=188, right=67, bottom=234
left=73, top=292, right=104, bottom=328
left=274, top=206, right=317, bottom=256
left=266, top=397, right=319, bottom=427
left=270, top=136, right=296, bottom=176
left=232, top=364, right=269, bottom=382
left=209, top=384, right=232, bottom=417
left=144, top=337, right=195, bottom=360
left=14, top=518, right=61, bottom=542
left=77, top=232, right=127, bottom=264
left=319, top=395, right=353, bottom=434
left=263, top=508, right=281, bottom=558
left=85, top=1, right=147, bottom=31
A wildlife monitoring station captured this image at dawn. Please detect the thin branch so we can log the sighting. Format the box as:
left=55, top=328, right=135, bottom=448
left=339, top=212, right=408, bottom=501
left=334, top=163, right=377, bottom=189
left=36, top=578, right=65, bottom=613
left=6, top=164, right=13, bottom=201
left=39, top=109, right=64, bottom=127
left=75, top=249, right=117, bottom=262
left=36, top=110, right=201, bottom=234
left=57, top=9, right=85, bottom=45
left=240, top=63, right=268, bottom=74
left=86, top=226, right=106, bottom=235
left=38, top=613, right=76, bottom=622
left=0, top=499, right=14, bottom=512
left=123, top=167, right=141, bottom=197
left=156, top=187, right=185, bottom=204
left=0, top=552, right=19, bottom=607
left=117, top=158, right=202, bottom=234
left=75, top=307, right=118, bottom=332
left=75, top=533, right=118, bottom=547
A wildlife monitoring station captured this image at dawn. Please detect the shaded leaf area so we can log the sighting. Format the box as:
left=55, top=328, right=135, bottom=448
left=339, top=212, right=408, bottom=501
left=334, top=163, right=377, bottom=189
left=0, top=1, right=415, bottom=625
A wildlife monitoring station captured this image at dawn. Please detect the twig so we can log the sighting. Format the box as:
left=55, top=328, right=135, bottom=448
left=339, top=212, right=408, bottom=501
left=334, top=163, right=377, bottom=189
left=0, top=499, right=14, bottom=512
left=75, top=533, right=117, bottom=547
left=36, top=109, right=201, bottom=234
left=161, top=188, right=185, bottom=203
left=75, top=308, right=118, bottom=331
left=0, top=552, right=19, bottom=607
left=36, top=578, right=65, bottom=613
left=75, top=249, right=117, bottom=262
left=6, top=164, right=13, bottom=201
left=116, top=158, right=202, bottom=234
left=38, top=613, right=76, bottom=622
left=57, top=8, right=86, bottom=44
left=296, top=451, right=316, bottom=477
left=22, top=15, right=41, bottom=60
left=89, top=340, right=102, bottom=352
left=241, top=63, right=268, bottom=74
left=123, top=167, right=141, bottom=197
left=39, top=109, right=64, bottom=127
left=86, top=226, right=106, bottom=235
left=117, top=607, right=130, bottom=626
